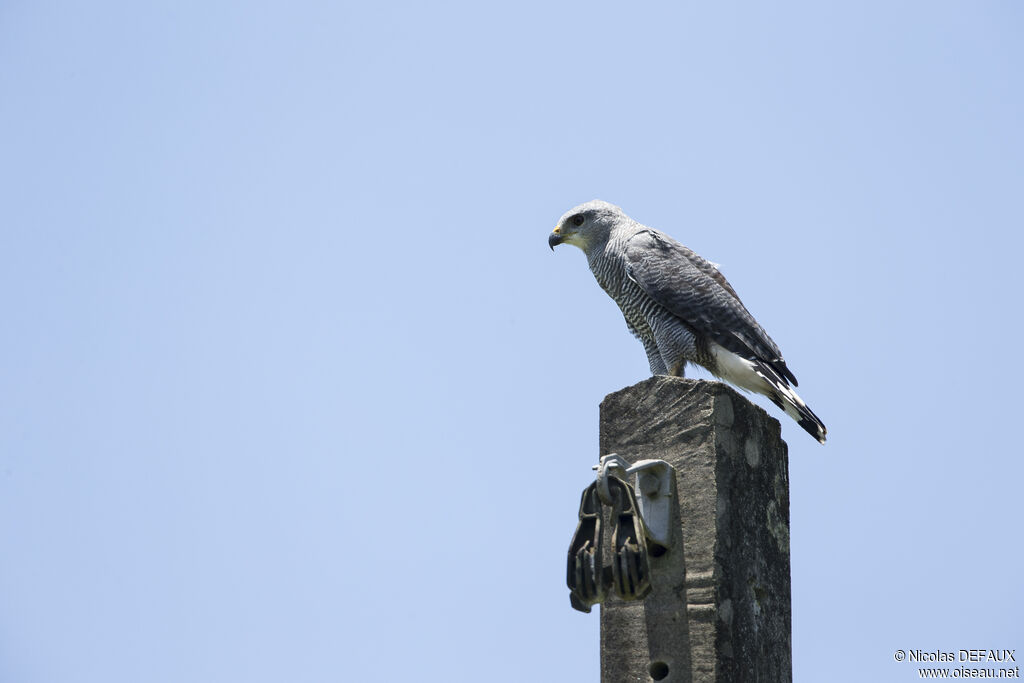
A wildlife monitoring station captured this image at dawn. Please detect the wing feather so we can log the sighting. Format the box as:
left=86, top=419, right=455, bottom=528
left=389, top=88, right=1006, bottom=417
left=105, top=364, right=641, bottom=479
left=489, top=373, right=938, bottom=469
left=623, top=230, right=799, bottom=386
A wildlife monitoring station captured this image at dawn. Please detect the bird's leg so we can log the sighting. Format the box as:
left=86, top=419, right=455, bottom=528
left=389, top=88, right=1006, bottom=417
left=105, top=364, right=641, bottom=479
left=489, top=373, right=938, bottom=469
left=654, top=346, right=687, bottom=377
left=642, top=338, right=669, bottom=375
left=649, top=324, right=693, bottom=378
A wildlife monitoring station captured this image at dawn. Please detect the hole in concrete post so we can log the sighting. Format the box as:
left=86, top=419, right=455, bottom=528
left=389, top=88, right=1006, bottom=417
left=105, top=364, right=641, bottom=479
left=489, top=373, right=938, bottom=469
left=649, top=542, right=667, bottom=558
left=648, top=661, right=669, bottom=680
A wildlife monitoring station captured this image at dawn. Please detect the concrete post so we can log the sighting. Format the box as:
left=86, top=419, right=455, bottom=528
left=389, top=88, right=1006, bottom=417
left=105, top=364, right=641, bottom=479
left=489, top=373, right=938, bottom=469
left=599, top=377, right=792, bottom=683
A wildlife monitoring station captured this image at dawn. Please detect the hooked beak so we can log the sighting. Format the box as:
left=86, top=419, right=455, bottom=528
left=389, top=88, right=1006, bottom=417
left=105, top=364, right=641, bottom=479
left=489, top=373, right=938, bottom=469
left=548, top=227, right=563, bottom=251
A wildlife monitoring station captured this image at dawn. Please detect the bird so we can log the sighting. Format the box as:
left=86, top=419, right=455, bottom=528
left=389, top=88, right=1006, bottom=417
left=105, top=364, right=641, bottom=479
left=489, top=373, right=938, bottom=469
left=549, top=199, right=826, bottom=444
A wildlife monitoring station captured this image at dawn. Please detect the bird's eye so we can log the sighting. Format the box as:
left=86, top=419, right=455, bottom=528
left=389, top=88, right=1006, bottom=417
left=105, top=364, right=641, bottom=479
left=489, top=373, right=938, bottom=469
left=572, top=214, right=585, bottom=227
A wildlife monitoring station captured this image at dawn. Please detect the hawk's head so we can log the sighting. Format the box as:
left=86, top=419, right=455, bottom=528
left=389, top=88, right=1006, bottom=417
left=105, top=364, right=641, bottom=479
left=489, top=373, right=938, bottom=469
left=549, top=199, right=626, bottom=253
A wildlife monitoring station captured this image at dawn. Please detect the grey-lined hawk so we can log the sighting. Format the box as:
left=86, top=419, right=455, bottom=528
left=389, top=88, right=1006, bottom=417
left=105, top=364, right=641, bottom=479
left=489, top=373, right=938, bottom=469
left=549, top=199, right=826, bottom=444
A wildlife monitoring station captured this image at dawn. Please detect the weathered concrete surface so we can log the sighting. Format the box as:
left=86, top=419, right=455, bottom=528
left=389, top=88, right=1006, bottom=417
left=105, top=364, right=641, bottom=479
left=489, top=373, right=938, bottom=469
left=599, top=377, right=792, bottom=683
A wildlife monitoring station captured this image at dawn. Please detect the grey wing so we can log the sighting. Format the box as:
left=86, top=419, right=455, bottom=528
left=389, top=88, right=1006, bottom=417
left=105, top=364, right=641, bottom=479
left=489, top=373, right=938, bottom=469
left=623, top=230, right=799, bottom=386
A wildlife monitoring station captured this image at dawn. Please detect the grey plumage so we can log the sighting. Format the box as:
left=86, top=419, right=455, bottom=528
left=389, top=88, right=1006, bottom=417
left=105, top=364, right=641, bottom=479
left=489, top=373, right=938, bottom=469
left=549, top=199, right=826, bottom=444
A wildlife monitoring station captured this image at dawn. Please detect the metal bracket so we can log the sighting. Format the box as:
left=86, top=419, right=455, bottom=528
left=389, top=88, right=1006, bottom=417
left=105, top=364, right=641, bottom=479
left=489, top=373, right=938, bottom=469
left=594, top=453, right=675, bottom=548
left=568, top=453, right=675, bottom=612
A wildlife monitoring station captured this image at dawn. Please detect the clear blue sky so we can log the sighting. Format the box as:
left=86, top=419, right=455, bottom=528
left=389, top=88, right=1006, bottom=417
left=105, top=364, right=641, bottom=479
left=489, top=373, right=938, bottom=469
left=1, top=2, right=1021, bottom=681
